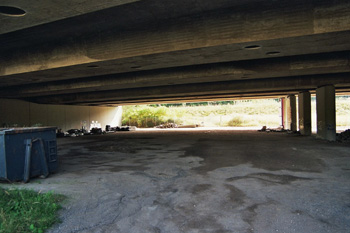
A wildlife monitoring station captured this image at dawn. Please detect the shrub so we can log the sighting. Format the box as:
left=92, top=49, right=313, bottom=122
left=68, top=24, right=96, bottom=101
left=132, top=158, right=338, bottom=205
left=227, top=116, right=244, bottom=126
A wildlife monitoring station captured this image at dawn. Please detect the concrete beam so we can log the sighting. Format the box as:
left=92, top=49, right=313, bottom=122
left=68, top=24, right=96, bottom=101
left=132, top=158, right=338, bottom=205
left=1, top=0, right=350, bottom=77
left=316, top=85, right=336, bottom=141
left=24, top=73, right=350, bottom=105
left=0, top=0, right=141, bottom=35
left=1, top=31, right=350, bottom=89
left=1, top=52, right=349, bottom=98
left=80, top=92, right=294, bottom=107
left=298, top=91, right=312, bottom=135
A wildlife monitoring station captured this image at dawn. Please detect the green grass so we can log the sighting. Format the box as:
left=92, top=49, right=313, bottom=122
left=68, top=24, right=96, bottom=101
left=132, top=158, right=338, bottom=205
left=122, top=97, right=350, bottom=129
left=122, top=99, right=283, bottom=127
left=0, top=188, right=65, bottom=233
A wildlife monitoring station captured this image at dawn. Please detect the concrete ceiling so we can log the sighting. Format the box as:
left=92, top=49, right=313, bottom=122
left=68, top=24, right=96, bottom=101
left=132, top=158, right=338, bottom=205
left=0, top=0, right=350, bottom=106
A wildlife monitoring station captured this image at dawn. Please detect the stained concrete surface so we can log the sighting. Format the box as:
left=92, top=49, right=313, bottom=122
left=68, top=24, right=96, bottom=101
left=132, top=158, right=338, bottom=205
left=3, top=129, right=350, bottom=233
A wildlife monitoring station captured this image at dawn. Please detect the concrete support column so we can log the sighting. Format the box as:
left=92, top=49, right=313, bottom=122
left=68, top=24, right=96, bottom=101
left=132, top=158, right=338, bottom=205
left=281, top=98, right=286, bottom=128
left=283, top=95, right=297, bottom=131
left=316, top=85, right=336, bottom=141
left=298, top=91, right=312, bottom=135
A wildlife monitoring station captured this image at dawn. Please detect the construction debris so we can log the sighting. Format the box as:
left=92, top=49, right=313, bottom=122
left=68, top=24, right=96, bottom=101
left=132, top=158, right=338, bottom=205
left=155, top=123, right=202, bottom=129
left=178, top=124, right=198, bottom=128
left=258, top=126, right=286, bottom=133
left=155, top=123, right=178, bottom=128
left=57, top=124, right=136, bottom=138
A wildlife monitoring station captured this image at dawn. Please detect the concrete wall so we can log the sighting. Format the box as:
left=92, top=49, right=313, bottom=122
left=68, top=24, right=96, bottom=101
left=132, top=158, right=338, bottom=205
left=0, top=99, right=122, bottom=131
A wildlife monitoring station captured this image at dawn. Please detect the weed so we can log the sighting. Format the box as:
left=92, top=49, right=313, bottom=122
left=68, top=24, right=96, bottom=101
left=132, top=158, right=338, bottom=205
left=0, top=188, right=65, bottom=233
left=227, top=116, right=244, bottom=126
left=122, top=98, right=350, bottom=128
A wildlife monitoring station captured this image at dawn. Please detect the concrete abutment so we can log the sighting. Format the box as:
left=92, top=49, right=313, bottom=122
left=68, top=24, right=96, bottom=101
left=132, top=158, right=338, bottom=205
left=0, top=99, right=122, bottom=132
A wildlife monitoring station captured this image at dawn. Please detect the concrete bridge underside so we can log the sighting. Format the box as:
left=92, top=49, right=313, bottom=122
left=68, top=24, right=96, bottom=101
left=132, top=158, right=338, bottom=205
left=1, top=0, right=350, bottom=140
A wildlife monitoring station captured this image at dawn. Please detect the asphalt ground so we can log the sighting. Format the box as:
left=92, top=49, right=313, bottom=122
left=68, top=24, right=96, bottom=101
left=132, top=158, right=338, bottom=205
left=3, top=129, right=350, bottom=233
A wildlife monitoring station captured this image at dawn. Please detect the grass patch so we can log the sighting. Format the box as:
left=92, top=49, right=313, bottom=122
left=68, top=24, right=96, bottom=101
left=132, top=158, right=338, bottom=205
left=0, top=188, right=65, bottom=233
left=227, top=116, right=244, bottom=127
left=122, top=99, right=282, bottom=127
left=122, top=97, right=350, bottom=129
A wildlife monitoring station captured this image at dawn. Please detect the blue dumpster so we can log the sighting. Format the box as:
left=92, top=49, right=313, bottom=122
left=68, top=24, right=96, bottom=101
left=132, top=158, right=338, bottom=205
left=0, top=127, right=58, bottom=182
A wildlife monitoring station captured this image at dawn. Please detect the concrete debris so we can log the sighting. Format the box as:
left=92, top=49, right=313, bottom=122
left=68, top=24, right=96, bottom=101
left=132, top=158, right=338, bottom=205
left=155, top=123, right=201, bottom=129
left=178, top=124, right=198, bottom=128
left=336, top=129, right=350, bottom=142
left=258, top=126, right=286, bottom=133
left=155, top=123, right=178, bottom=128
left=58, top=125, right=136, bottom=138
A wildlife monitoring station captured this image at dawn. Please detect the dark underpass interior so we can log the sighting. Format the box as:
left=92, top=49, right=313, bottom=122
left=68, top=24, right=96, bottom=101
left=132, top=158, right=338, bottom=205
left=10, top=129, right=349, bottom=233
left=1, top=1, right=350, bottom=232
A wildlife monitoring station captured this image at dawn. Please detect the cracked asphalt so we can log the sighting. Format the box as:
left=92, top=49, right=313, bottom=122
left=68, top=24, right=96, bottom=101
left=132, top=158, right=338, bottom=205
left=6, top=129, right=350, bottom=233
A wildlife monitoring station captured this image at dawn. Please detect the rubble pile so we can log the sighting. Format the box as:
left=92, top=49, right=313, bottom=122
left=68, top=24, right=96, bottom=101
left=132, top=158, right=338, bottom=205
left=155, top=123, right=178, bottom=128
left=56, top=124, right=137, bottom=138
left=258, top=126, right=286, bottom=132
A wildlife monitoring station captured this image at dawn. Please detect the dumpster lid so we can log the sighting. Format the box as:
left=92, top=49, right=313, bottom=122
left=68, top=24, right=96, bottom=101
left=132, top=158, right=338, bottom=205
left=0, top=127, right=57, bottom=135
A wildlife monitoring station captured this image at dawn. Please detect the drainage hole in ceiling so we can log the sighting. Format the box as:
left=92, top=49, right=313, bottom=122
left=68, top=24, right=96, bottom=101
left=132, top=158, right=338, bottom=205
left=87, top=65, right=99, bottom=68
left=0, top=6, right=26, bottom=16
left=266, top=51, right=281, bottom=56
left=244, top=45, right=261, bottom=50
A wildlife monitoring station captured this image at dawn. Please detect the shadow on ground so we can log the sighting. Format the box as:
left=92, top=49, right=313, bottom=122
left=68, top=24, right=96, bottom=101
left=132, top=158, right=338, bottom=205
left=4, top=129, right=350, bottom=233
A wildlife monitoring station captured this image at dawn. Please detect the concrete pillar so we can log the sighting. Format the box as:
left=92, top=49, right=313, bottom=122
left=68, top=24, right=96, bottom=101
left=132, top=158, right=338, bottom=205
left=298, top=91, right=312, bottom=135
left=281, top=98, right=286, bottom=128
left=284, top=95, right=297, bottom=131
left=316, top=85, right=336, bottom=141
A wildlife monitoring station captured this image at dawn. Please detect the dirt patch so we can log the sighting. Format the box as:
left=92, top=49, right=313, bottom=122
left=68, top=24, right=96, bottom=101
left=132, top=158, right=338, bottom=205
left=184, top=138, right=326, bottom=174
left=191, top=184, right=212, bottom=194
